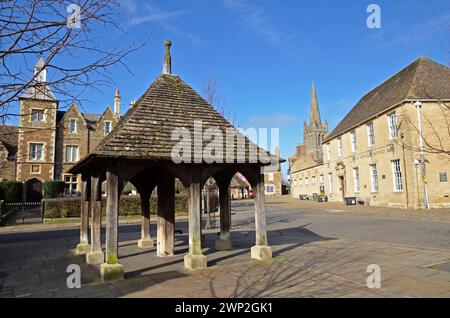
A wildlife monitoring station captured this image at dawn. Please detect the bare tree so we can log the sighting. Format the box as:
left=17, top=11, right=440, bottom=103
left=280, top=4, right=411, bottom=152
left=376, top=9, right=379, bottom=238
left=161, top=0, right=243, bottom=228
left=202, top=77, right=239, bottom=126
left=0, top=0, right=148, bottom=120
left=397, top=101, right=450, bottom=159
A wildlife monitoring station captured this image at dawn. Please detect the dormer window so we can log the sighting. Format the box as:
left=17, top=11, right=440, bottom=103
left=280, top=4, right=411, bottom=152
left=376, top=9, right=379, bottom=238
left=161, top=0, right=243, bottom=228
left=69, top=119, right=77, bottom=133
left=105, top=121, right=112, bottom=135
left=30, top=109, right=44, bottom=122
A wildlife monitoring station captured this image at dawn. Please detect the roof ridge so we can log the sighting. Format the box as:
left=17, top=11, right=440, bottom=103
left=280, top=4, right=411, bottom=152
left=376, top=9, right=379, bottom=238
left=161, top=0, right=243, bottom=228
left=405, top=57, right=428, bottom=100
left=324, top=57, right=450, bottom=142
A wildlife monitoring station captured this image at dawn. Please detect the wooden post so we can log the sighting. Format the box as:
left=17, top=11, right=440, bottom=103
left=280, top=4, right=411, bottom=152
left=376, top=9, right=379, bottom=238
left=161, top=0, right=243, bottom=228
left=215, top=182, right=233, bottom=251
left=184, top=171, right=207, bottom=270
left=137, top=189, right=154, bottom=248
left=251, top=171, right=272, bottom=260
left=100, top=161, right=124, bottom=281
left=76, top=178, right=91, bottom=254
left=157, top=176, right=175, bottom=257
left=86, top=175, right=104, bottom=265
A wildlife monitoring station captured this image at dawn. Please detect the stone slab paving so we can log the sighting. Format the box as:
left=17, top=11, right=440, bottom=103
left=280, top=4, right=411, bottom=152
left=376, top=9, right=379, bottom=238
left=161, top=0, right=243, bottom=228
left=0, top=198, right=449, bottom=298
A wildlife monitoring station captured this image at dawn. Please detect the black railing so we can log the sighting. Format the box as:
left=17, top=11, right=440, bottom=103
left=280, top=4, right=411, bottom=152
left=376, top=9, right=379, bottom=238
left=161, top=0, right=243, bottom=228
left=0, top=201, right=44, bottom=226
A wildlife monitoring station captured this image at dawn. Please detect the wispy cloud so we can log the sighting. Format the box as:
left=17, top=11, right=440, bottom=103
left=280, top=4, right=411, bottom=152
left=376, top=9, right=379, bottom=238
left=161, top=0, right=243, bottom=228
left=121, top=0, right=203, bottom=44
left=248, top=113, right=300, bottom=127
left=369, top=13, right=450, bottom=46
left=223, top=0, right=296, bottom=48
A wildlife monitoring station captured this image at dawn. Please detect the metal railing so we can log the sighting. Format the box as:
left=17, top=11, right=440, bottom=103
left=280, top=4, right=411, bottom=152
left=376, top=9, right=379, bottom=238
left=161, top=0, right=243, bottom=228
left=0, top=200, right=44, bottom=226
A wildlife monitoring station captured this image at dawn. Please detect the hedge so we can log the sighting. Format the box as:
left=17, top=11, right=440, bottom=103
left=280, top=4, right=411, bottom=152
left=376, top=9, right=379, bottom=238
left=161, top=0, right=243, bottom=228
left=44, top=194, right=189, bottom=219
left=43, top=181, right=66, bottom=199
left=0, top=181, right=23, bottom=203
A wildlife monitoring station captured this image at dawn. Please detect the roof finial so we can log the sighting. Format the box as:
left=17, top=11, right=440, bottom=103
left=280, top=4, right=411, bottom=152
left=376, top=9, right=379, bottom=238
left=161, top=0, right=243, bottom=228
left=163, top=40, right=172, bottom=75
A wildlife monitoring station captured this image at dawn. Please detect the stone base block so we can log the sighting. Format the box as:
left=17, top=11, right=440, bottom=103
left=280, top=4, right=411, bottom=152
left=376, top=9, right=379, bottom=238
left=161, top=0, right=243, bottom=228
left=86, top=251, right=104, bottom=265
left=75, top=243, right=91, bottom=255
left=157, top=250, right=174, bottom=258
left=215, top=238, right=234, bottom=251
left=100, top=263, right=124, bottom=282
left=251, top=245, right=272, bottom=261
left=137, top=239, right=154, bottom=249
left=184, top=253, right=207, bottom=270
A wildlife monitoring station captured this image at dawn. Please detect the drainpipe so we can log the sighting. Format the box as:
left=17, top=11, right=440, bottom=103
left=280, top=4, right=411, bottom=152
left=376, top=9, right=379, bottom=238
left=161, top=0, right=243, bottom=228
left=414, top=101, right=430, bottom=210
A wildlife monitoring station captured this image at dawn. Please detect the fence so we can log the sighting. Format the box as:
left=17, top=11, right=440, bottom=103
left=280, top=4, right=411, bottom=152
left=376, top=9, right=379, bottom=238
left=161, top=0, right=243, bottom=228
left=0, top=200, right=44, bottom=226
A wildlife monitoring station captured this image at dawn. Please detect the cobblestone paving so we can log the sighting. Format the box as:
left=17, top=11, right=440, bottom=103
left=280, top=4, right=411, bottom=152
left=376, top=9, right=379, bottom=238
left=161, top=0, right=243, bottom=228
left=0, top=198, right=449, bottom=298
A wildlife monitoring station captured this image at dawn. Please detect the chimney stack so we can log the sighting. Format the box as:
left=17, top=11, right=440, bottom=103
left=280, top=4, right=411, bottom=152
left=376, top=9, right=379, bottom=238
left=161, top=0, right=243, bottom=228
left=114, top=88, right=121, bottom=119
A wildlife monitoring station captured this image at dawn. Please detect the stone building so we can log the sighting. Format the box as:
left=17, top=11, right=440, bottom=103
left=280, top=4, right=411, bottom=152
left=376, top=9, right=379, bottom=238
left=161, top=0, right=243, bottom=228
left=289, top=82, right=329, bottom=196
left=0, top=56, right=119, bottom=201
left=263, top=147, right=283, bottom=196
left=290, top=57, right=450, bottom=209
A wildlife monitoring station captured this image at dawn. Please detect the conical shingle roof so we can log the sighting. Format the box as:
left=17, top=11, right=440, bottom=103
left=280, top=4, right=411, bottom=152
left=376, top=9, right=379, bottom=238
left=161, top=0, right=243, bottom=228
left=71, top=74, right=276, bottom=170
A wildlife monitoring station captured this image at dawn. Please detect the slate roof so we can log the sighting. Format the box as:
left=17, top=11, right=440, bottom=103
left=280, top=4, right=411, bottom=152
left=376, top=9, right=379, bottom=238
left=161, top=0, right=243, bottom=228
left=324, top=57, right=450, bottom=142
left=20, top=83, right=56, bottom=101
left=70, top=74, right=278, bottom=171
left=82, top=113, right=102, bottom=126
left=0, top=125, right=19, bottom=159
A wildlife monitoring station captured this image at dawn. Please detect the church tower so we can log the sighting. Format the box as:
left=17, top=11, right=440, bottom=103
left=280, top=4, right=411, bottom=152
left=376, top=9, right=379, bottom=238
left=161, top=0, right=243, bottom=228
left=303, top=81, right=328, bottom=162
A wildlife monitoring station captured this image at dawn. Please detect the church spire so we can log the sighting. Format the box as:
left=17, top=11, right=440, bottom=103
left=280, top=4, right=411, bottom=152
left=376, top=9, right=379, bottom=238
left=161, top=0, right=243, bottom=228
left=310, top=81, right=322, bottom=128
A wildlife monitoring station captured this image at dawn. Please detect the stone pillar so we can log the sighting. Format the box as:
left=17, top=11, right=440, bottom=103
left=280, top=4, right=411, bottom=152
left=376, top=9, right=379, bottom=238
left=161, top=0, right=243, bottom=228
left=251, top=172, right=272, bottom=260
left=157, top=176, right=175, bottom=257
left=215, top=182, right=233, bottom=251
left=184, top=172, right=207, bottom=270
left=86, top=175, right=104, bottom=265
left=76, top=177, right=91, bottom=254
left=137, top=189, right=154, bottom=248
left=100, top=161, right=124, bottom=281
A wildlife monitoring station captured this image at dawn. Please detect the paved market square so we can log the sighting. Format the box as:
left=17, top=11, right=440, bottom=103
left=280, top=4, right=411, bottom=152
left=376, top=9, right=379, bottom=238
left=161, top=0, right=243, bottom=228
left=1, top=197, right=449, bottom=298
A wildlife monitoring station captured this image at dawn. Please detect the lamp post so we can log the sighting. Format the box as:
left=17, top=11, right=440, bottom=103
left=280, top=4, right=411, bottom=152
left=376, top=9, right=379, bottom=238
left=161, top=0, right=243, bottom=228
left=414, top=101, right=430, bottom=210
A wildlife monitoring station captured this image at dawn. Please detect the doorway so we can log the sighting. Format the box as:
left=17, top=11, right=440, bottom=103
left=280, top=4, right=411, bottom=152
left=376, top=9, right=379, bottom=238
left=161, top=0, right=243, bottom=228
left=25, top=178, right=43, bottom=202
left=338, top=176, right=345, bottom=201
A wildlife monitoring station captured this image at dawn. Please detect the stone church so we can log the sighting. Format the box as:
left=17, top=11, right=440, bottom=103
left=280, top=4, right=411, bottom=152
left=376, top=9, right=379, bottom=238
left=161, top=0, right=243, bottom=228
left=289, top=82, right=328, bottom=192
left=0, top=56, right=119, bottom=201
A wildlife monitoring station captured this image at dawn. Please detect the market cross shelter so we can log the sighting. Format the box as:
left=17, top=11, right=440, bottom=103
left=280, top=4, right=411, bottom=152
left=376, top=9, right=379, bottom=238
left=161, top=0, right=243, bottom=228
left=69, top=41, right=282, bottom=280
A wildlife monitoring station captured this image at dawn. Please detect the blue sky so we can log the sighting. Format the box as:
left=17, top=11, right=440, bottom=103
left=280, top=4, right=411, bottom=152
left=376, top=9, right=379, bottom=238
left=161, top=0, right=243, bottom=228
left=14, top=0, right=450, bottom=176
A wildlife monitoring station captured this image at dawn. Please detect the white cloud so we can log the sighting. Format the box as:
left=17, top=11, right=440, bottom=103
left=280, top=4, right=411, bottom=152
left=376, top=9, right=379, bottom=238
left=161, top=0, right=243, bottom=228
left=369, top=13, right=450, bottom=46
left=121, top=0, right=203, bottom=44
left=223, top=0, right=296, bottom=48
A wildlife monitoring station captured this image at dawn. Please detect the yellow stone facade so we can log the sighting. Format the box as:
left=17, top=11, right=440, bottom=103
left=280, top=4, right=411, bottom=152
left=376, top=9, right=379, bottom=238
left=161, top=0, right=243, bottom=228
left=291, top=101, right=450, bottom=209
left=291, top=58, right=449, bottom=209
